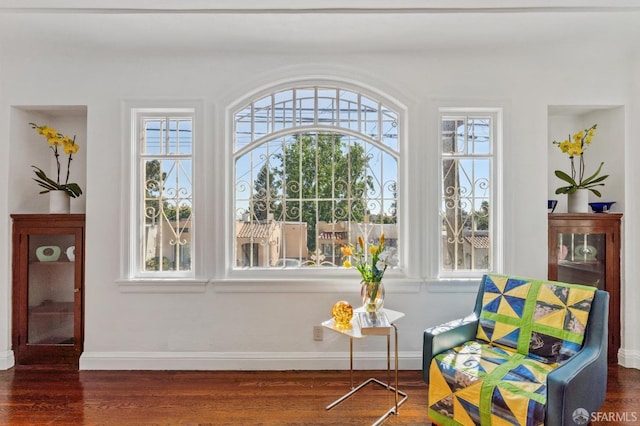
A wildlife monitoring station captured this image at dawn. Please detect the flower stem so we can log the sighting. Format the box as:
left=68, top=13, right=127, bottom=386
left=579, top=154, right=585, bottom=185
left=51, top=145, right=61, bottom=184
left=66, top=155, right=73, bottom=185
left=65, top=136, right=75, bottom=185
left=364, top=281, right=380, bottom=311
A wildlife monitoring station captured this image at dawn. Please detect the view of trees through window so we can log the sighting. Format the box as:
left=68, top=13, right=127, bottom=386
left=234, top=87, right=399, bottom=269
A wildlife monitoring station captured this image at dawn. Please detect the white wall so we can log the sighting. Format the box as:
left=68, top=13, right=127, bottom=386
left=622, top=52, right=640, bottom=369
left=1, top=15, right=639, bottom=370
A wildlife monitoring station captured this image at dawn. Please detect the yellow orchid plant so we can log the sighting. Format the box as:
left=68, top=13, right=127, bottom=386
left=30, top=123, right=83, bottom=198
left=552, top=123, right=608, bottom=197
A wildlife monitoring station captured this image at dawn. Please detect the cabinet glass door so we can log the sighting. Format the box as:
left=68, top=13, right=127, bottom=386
left=556, top=232, right=606, bottom=291
left=27, top=233, right=76, bottom=345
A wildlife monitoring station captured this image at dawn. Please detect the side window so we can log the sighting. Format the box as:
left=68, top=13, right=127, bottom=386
left=133, top=109, right=194, bottom=276
left=233, top=86, right=400, bottom=270
left=440, top=111, right=498, bottom=276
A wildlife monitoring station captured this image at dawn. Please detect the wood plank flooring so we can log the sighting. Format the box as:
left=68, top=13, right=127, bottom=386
left=0, top=365, right=638, bottom=425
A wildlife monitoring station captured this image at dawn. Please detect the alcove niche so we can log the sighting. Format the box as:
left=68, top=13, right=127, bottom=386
left=547, top=105, right=624, bottom=214
left=9, top=106, right=88, bottom=214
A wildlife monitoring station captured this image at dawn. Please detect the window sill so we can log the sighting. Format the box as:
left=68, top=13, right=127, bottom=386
left=210, top=277, right=422, bottom=294
left=115, top=276, right=422, bottom=294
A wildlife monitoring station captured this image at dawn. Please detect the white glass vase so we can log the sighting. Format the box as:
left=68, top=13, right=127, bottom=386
left=567, top=189, right=589, bottom=213
left=49, top=190, right=71, bottom=214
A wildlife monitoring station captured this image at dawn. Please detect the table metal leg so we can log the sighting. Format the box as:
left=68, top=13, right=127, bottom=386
left=325, top=322, right=408, bottom=426
left=350, top=337, right=354, bottom=389
left=386, top=334, right=391, bottom=390
left=393, top=323, right=399, bottom=413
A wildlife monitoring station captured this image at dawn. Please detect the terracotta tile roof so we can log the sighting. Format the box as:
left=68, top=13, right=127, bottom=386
left=465, top=235, right=490, bottom=249
left=237, top=222, right=274, bottom=239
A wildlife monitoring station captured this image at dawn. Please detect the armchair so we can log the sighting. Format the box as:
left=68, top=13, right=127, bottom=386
left=423, top=274, right=608, bottom=426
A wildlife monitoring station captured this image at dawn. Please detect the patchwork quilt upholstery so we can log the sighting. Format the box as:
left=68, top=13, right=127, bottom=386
left=428, top=274, right=596, bottom=426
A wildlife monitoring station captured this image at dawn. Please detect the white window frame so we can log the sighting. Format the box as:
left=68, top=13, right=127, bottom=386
left=225, top=81, right=407, bottom=280
left=122, top=101, right=203, bottom=283
left=438, top=107, right=503, bottom=279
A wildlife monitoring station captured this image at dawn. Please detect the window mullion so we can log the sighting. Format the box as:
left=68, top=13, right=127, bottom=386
left=314, top=87, right=318, bottom=126
left=251, top=104, right=255, bottom=144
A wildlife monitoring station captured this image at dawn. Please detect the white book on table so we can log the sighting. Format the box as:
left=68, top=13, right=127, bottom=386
left=357, top=311, right=391, bottom=335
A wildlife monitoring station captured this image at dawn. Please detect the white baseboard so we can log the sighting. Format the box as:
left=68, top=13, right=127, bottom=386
left=0, top=350, right=15, bottom=370
left=618, top=348, right=640, bottom=369
left=80, top=350, right=423, bottom=371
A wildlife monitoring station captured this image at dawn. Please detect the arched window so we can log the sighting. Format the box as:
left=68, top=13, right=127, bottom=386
left=233, top=85, right=400, bottom=269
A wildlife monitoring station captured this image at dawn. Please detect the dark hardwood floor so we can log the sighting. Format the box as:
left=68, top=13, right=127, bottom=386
left=0, top=365, right=638, bottom=425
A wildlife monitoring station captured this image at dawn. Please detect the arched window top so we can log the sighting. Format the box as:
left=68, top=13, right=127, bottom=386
left=234, top=86, right=399, bottom=156
left=232, top=82, right=400, bottom=271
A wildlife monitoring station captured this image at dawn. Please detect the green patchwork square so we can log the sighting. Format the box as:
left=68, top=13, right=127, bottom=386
left=477, top=274, right=596, bottom=363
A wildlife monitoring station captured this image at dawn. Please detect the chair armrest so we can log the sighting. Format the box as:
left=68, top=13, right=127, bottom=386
left=545, top=290, right=609, bottom=426
left=422, top=313, right=479, bottom=383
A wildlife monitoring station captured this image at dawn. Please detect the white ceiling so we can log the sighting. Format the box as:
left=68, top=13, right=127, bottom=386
left=1, top=1, right=640, bottom=54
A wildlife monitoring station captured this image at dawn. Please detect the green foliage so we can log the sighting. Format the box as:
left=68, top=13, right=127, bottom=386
left=164, top=204, right=192, bottom=221
left=31, top=166, right=83, bottom=198
left=475, top=200, right=489, bottom=231
left=144, top=160, right=192, bottom=223
left=145, top=256, right=172, bottom=271
left=554, top=162, right=608, bottom=197
left=250, top=164, right=279, bottom=221
left=253, top=132, right=374, bottom=251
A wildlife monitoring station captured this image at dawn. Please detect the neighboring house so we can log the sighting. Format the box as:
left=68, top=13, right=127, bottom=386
left=236, top=220, right=281, bottom=267
left=281, top=222, right=309, bottom=265
left=235, top=219, right=309, bottom=267
left=317, top=221, right=349, bottom=266
left=144, top=220, right=192, bottom=271
left=464, top=231, right=490, bottom=270
left=235, top=218, right=398, bottom=268
left=440, top=229, right=489, bottom=271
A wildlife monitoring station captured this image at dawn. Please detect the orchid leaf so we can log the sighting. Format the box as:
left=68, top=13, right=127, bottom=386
left=582, top=174, right=609, bottom=187
left=31, top=165, right=82, bottom=198
left=65, top=183, right=83, bottom=198
left=580, top=162, right=606, bottom=186
left=555, top=186, right=576, bottom=195
left=32, top=166, right=61, bottom=188
left=554, top=170, right=578, bottom=186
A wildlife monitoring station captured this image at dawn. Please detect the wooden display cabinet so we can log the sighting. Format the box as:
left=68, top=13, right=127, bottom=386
left=11, top=214, right=85, bottom=366
left=548, top=213, right=622, bottom=363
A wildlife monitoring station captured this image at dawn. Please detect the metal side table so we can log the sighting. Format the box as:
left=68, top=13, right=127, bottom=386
left=322, top=307, right=408, bottom=426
